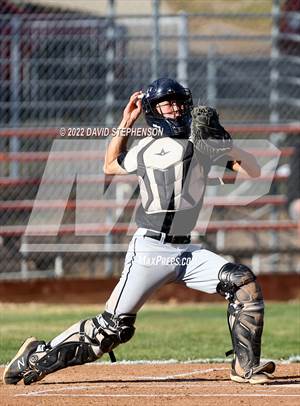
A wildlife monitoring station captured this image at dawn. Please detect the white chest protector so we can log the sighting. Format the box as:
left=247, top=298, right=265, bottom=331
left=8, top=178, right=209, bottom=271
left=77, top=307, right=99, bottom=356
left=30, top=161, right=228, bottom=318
left=137, top=137, right=206, bottom=214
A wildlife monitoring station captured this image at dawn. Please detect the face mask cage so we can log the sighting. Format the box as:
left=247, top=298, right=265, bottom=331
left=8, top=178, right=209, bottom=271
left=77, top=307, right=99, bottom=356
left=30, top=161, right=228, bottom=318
left=146, top=89, right=193, bottom=120
left=155, top=99, right=192, bottom=121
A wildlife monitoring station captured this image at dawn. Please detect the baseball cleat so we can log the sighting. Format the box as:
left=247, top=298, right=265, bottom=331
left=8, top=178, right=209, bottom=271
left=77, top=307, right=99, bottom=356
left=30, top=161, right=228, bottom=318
left=230, top=370, right=273, bottom=384
left=2, top=337, right=45, bottom=385
left=230, top=361, right=276, bottom=384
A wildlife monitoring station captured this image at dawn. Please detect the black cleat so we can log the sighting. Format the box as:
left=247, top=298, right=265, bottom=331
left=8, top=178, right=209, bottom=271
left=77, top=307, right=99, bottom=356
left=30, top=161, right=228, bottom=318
left=3, top=337, right=45, bottom=385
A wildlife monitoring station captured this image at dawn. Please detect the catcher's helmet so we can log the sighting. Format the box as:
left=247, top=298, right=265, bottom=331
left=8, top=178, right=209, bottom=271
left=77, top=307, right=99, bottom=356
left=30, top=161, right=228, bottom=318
left=142, top=78, right=193, bottom=138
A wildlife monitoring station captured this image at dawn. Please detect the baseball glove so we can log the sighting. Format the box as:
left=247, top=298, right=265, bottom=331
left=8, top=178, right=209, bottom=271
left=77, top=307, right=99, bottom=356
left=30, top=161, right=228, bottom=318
left=191, top=106, right=232, bottom=160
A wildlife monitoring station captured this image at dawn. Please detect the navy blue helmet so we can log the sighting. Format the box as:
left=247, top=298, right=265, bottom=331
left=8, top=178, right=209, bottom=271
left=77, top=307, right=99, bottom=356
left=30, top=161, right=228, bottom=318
left=142, top=78, right=193, bottom=138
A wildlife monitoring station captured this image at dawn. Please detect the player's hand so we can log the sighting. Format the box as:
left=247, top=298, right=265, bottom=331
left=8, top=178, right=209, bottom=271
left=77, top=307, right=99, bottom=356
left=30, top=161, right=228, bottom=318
left=122, top=91, right=143, bottom=125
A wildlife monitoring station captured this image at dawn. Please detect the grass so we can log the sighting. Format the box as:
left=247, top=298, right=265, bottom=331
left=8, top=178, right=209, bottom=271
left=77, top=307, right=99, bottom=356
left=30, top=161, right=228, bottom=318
left=167, top=0, right=273, bottom=33
left=0, top=302, right=299, bottom=364
left=167, top=0, right=272, bottom=14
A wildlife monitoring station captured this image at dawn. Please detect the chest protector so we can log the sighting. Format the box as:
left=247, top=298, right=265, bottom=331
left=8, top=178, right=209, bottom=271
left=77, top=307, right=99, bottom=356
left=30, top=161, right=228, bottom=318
left=137, top=137, right=206, bottom=214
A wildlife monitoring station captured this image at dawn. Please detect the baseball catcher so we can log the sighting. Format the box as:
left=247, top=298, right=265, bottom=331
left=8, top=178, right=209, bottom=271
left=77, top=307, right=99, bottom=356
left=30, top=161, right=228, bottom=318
left=3, top=78, right=275, bottom=386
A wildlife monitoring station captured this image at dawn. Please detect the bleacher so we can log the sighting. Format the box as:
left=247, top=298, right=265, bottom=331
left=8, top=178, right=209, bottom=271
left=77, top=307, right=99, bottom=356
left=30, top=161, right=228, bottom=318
left=0, top=126, right=299, bottom=279
left=1, top=2, right=300, bottom=279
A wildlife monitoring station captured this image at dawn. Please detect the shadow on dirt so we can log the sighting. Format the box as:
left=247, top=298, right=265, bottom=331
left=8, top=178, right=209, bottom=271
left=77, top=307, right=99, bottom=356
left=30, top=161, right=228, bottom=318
left=40, top=374, right=300, bottom=386
left=41, top=377, right=231, bottom=385
left=266, top=376, right=300, bottom=385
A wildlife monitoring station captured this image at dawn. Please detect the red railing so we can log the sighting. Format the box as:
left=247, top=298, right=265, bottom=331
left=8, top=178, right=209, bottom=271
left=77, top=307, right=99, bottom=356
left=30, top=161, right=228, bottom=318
left=0, top=124, right=299, bottom=238
left=0, top=195, right=288, bottom=210
left=0, top=220, right=297, bottom=238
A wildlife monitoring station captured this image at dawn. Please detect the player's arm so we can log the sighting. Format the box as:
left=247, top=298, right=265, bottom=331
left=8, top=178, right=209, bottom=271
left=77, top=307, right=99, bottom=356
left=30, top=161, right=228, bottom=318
left=227, top=145, right=261, bottom=178
left=103, top=91, right=143, bottom=175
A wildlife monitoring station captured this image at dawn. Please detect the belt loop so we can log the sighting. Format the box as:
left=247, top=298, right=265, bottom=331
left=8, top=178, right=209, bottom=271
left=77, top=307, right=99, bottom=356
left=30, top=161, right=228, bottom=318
left=142, top=228, right=148, bottom=239
left=160, top=231, right=166, bottom=243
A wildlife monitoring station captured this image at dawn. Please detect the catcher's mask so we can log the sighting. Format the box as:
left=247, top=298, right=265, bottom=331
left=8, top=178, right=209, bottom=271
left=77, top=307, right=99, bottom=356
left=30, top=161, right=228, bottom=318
left=142, top=78, right=193, bottom=138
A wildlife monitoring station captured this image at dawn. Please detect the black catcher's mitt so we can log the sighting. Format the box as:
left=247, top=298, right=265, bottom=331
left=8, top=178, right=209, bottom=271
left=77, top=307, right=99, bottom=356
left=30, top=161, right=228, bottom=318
left=191, top=106, right=233, bottom=160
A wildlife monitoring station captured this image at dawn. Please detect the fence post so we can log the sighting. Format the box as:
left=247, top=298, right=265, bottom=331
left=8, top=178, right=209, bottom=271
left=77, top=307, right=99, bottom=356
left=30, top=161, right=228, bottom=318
left=104, top=0, right=116, bottom=277
left=9, top=16, right=21, bottom=178
left=270, top=0, right=280, bottom=130
left=54, top=255, right=64, bottom=278
left=177, top=11, right=188, bottom=87
left=269, top=0, right=282, bottom=272
left=151, top=0, right=160, bottom=81
left=207, top=45, right=217, bottom=107
left=105, top=0, right=115, bottom=128
left=20, top=235, right=29, bottom=279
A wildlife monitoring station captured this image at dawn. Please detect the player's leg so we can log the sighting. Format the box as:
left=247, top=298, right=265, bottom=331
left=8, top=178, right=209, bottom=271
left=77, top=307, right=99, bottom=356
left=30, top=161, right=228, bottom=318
left=178, top=246, right=275, bottom=384
left=3, top=233, right=178, bottom=385
left=3, top=316, right=118, bottom=385
left=216, top=262, right=275, bottom=383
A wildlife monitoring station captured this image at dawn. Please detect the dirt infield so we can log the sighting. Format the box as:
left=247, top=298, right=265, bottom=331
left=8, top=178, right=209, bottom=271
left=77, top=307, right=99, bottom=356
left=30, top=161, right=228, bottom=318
left=1, top=363, right=299, bottom=406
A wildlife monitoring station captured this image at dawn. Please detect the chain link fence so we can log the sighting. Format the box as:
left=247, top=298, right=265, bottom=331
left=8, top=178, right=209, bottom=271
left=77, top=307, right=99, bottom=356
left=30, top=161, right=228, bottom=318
left=0, top=0, right=299, bottom=278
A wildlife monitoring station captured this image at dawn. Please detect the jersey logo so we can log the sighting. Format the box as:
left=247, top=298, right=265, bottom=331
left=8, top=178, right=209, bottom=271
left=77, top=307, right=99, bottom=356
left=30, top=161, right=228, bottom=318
left=155, top=148, right=170, bottom=156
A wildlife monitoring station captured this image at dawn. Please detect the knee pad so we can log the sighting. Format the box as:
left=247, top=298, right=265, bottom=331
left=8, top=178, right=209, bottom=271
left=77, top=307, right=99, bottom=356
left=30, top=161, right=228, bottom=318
left=101, top=312, right=136, bottom=344
left=92, top=311, right=136, bottom=353
left=217, top=263, right=264, bottom=378
left=217, top=262, right=264, bottom=306
left=217, top=263, right=258, bottom=299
